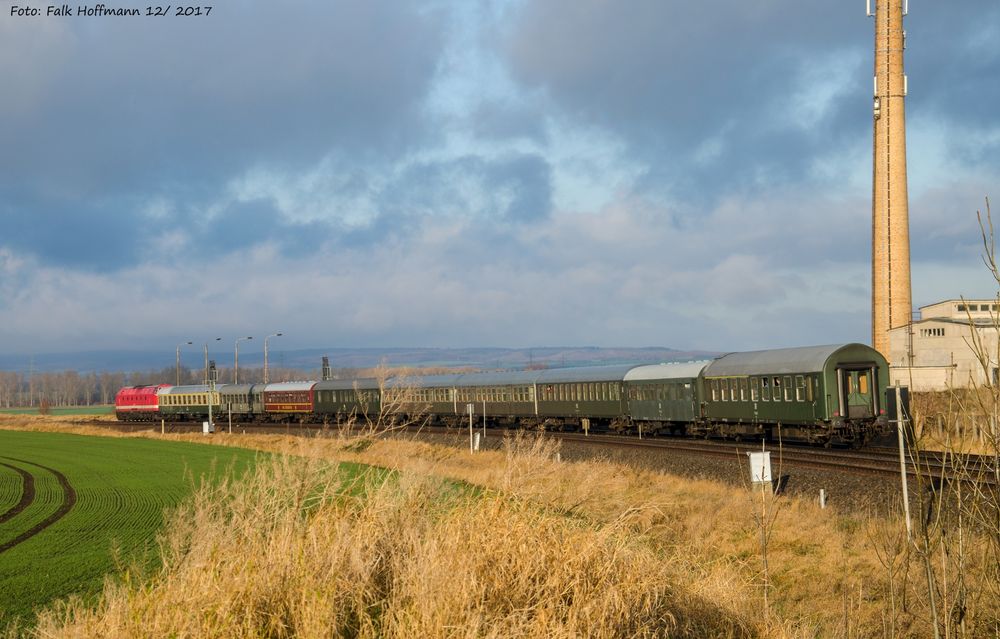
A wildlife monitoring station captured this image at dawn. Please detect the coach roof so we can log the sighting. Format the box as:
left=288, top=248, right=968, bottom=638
left=624, top=361, right=713, bottom=381
left=702, top=344, right=872, bottom=377
left=263, top=381, right=316, bottom=392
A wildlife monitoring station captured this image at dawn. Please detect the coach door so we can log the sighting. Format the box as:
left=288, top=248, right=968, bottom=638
left=839, top=367, right=875, bottom=419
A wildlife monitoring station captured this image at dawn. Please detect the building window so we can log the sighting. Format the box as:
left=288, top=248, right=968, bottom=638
left=920, top=328, right=945, bottom=337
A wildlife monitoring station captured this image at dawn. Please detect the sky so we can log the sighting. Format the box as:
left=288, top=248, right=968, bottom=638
left=1, top=0, right=999, bottom=357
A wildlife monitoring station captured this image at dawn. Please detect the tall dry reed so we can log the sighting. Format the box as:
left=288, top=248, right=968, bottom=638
left=20, top=449, right=750, bottom=638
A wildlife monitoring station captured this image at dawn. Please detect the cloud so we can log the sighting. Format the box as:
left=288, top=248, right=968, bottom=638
left=2, top=182, right=958, bottom=353
left=501, top=0, right=1000, bottom=204
left=0, top=0, right=447, bottom=269
left=1, top=0, right=998, bottom=358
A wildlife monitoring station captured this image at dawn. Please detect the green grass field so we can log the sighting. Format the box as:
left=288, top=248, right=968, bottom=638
left=0, top=430, right=262, bottom=626
left=0, top=406, right=114, bottom=416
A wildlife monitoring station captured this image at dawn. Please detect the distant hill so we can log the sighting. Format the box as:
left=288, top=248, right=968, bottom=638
left=0, top=346, right=720, bottom=374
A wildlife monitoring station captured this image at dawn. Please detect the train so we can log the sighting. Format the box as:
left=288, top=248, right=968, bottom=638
left=115, top=343, right=896, bottom=446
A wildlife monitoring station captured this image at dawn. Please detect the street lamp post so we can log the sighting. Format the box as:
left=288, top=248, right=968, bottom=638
left=176, top=341, right=193, bottom=386
left=263, top=332, right=283, bottom=384
left=234, top=336, right=253, bottom=384
left=204, top=337, right=221, bottom=384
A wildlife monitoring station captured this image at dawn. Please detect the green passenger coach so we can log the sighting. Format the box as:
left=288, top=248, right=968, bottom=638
left=700, top=343, right=889, bottom=446
left=623, top=362, right=709, bottom=435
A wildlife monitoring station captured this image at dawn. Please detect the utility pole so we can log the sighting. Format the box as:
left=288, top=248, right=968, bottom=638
left=176, top=340, right=192, bottom=386
left=234, top=336, right=252, bottom=384
left=869, top=0, right=912, bottom=359
left=203, top=338, right=221, bottom=384
left=264, top=332, right=283, bottom=384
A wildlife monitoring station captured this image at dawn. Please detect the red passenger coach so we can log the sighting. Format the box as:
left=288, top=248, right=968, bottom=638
left=263, top=382, right=316, bottom=421
left=114, top=384, right=171, bottom=421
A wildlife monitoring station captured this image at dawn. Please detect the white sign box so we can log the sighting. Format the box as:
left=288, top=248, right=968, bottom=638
left=747, top=451, right=772, bottom=483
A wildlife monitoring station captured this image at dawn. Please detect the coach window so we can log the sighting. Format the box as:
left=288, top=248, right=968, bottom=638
left=739, top=378, right=748, bottom=402
left=710, top=379, right=718, bottom=401
left=783, top=376, right=792, bottom=401
left=772, top=378, right=782, bottom=402
left=794, top=376, right=805, bottom=401
left=761, top=377, right=770, bottom=401
left=751, top=378, right=760, bottom=401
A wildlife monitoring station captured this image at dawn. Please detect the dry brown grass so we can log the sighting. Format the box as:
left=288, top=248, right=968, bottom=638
left=1, top=415, right=987, bottom=637
left=12, top=439, right=723, bottom=638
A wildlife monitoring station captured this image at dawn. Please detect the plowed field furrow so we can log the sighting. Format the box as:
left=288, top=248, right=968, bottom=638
left=0, top=464, right=62, bottom=544
left=0, top=458, right=76, bottom=554
left=0, top=430, right=262, bottom=624
left=0, top=462, right=34, bottom=525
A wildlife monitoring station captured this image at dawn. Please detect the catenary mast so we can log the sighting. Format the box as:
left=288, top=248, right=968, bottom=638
left=870, top=0, right=912, bottom=359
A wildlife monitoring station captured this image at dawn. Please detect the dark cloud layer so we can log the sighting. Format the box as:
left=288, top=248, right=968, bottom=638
left=0, top=0, right=997, bottom=353
left=503, top=0, right=999, bottom=202
left=0, top=0, right=445, bottom=268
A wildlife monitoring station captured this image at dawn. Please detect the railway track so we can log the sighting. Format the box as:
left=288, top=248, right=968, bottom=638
left=78, top=418, right=999, bottom=486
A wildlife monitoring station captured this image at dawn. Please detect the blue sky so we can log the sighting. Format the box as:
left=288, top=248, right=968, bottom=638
left=1, top=0, right=998, bottom=356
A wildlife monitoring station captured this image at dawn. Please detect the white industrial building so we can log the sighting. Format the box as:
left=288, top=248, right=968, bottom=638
left=889, top=299, right=1000, bottom=391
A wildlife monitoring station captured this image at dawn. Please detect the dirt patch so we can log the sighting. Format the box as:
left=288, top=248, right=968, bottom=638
left=0, top=457, right=77, bottom=554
